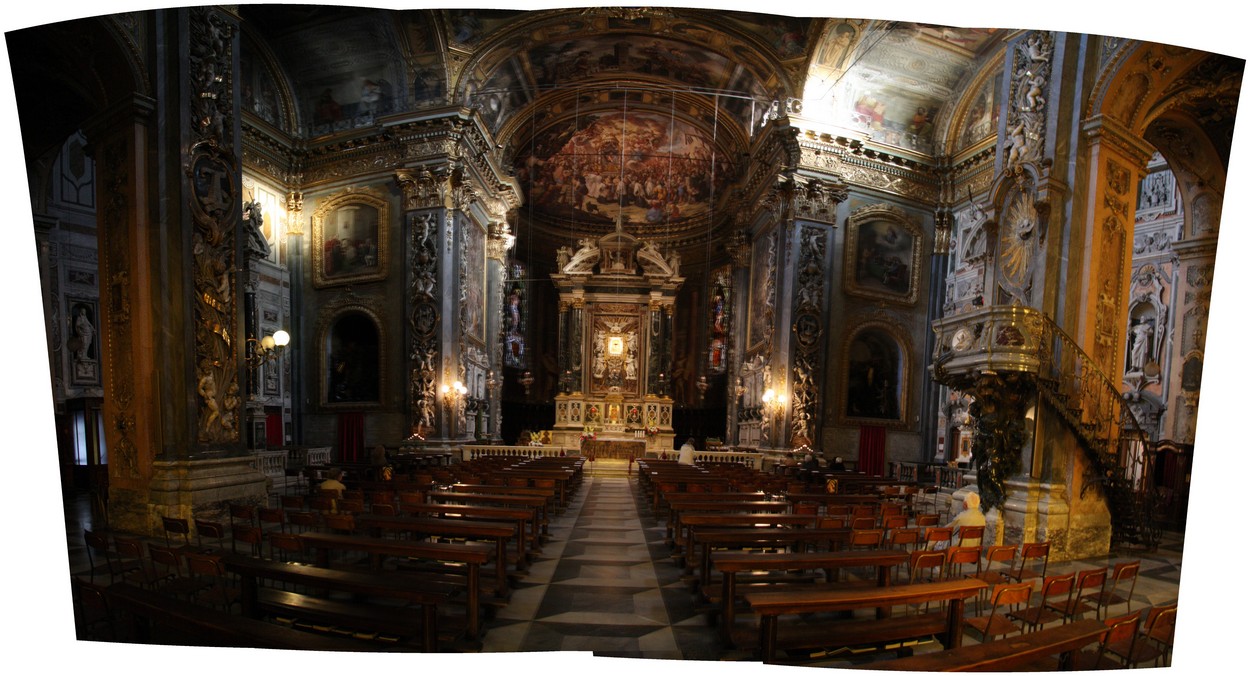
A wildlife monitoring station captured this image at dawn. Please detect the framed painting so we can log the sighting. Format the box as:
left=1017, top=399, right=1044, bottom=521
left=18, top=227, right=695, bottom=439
left=844, top=204, right=923, bottom=305
left=838, top=322, right=910, bottom=428
left=462, top=218, right=486, bottom=345
left=311, top=191, right=389, bottom=288
left=745, top=226, right=776, bottom=355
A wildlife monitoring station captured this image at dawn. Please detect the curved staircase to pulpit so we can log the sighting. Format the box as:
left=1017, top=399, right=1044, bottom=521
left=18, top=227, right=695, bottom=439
left=931, top=306, right=1161, bottom=551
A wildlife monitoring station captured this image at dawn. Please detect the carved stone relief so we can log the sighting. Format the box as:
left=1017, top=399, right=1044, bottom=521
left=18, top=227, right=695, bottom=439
left=1005, top=31, right=1053, bottom=169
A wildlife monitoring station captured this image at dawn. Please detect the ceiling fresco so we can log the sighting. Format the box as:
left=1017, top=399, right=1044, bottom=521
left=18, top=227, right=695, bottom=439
left=237, top=5, right=1016, bottom=234
left=516, top=109, right=737, bottom=230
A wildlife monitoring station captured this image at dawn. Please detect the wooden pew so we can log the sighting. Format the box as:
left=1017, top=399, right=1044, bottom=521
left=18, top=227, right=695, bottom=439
left=690, top=526, right=853, bottom=588
left=712, top=548, right=910, bottom=647
left=104, top=581, right=413, bottom=651
left=222, top=554, right=452, bottom=651
left=399, top=502, right=540, bottom=561
left=674, top=513, right=819, bottom=557
left=353, top=512, right=520, bottom=593
left=745, top=578, right=987, bottom=663
left=297, top=532, right=492, bottom=639
left=428, top=490, right=550, bottom=539
left=858, top=618, right=1109, bottom=671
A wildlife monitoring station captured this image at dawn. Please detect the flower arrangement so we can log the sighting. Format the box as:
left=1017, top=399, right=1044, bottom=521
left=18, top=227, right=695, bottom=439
left=643, top=425, right=660, bottom=437
left=581, top=425, right=597, bottom=441
left=529, top=431, right=544, bottom=447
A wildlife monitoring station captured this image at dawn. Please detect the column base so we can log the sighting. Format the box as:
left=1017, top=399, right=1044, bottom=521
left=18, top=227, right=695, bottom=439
left=998, top=476, right=1108, bottom=562
left=109, top=456, right=268, bottom=537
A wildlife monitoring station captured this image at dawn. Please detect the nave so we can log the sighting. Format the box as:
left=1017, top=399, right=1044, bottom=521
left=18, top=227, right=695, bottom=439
left=63, top=459, right=1184, bottom=667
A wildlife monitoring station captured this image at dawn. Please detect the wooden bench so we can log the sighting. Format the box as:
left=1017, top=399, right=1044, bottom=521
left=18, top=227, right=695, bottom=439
left=354, top=512, right=521, bottom=591
left=104, top=581, right=410, bottom=651
left=745, top=578, right=987, bottom=663
left=428, top=491, right=550, bottom=539
left=691, top=526, right=853, bottom=588
left=296, top=532, right=492, bottom=639
left=674, top=513, right=819, bottom=556
left=712, top=548, right=910, bottom=647
left=399, top=502, right=540, bottom=560
left=222, top=554, right=455, bottom=649
left=859, top=618, right=1109, bottom=671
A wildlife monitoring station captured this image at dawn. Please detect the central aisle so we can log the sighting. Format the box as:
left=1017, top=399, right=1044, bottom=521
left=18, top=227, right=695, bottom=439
left=481, top=474, right=724, bottom=659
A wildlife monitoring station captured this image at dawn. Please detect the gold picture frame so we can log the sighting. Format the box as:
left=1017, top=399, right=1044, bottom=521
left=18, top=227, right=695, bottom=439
left=844, top=203, right=923, bottom=305
left=311, top=191, right=389, bottom=288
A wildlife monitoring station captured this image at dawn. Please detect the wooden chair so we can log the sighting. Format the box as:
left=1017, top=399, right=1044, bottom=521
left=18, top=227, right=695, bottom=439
left=71, top=577, right=115, bottom=641
left=888, top=527, right=923, bottom=553
left=1007, top=541, right=1050, bottom=584
left=322, top=512, right=356, bottom=534
left=83, top=528, right=136, bottom=585
left=258, top=506, right=286, bottom=534
left=1009, top=572, right=1076, bottom=633
left=944, top=545, right=981, bottom=580
left=922, top=526, right=953, bottom=550
left=286, top=509, right=317, bottom=534
left=268, top=532, right=306, bottom=566
left=114, top=536, right=169, bottom=590
left=969, top=545, right=1017, bottom=613
left=229, top=503, right=258, bottom=535
left=280, top=494, right=306, bottom=511
left=963, top=582, right=1032, bottom=643
left=915, top=512, right=939, bottom=528
left=850, top=515, right=877, bottom=530
left=882, top=514, right=908, bottom=531
left=371, top=502, right=398, bottom=516
left=148, top=543, right=209, bottom=600
left=232, top=524, right=264, bottom=557
left=1062, top=611, right=1141, bottom=670
left=955, top=524, right=985, bottom=548
left=1092, top=560, right=1140, bottom=619
left=906, top=550, right=948, bottom=612
left=161, top=516, right=193, bottom=552
left=1106, top=603, right=1176, bottom=667
left=194, top=519, right=228, bottom=552
left=184, top=552, right=241, bottom=612
left=1052, top=566, right=1108, bottom=624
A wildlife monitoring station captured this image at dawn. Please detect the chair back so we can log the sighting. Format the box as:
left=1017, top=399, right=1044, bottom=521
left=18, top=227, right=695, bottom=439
left=850, top=529, right=884, bottom=548
left=915, top=513, right=939, bottom=528
left=882, top=515, right=908, bottom=530
left=1077, top=566, right=1109, bottom=594
left=909, top=550, right=947, bottom=583
left=956, top=524, right=985, bottom=546
left=280, top=495, right=306, bottom=510
left=1040, top=571, right=1077, bottom=600
left=924, top=526, right=953, bottom=547
left=258, top=507, right=285, bottom=526
left=992, top=581, right=1034, bottom=608
left=851, top=516, right=877, bottom=530
left=945, top=546, right=981, bottom=578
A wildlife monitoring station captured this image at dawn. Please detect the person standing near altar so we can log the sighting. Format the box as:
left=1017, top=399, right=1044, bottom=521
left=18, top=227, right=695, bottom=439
left=678, top=439, right=695, bottom=465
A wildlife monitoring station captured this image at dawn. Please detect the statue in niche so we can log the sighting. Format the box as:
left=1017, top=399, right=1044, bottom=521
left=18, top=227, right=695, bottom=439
left=1128, top=318, right=1155, bottom=373
left=71, top=305, right=95, bottom=363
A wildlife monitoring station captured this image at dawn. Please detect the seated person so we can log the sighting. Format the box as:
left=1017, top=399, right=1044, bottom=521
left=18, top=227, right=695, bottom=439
left=931, top=492, right=985, bottom=550
left=830, top=456, right=847, bottom=471
left=677, top=439, right=696, bottom=465
left=800, top=452, right=821, bottom=471
left=319, top=468, right=347, bottom=498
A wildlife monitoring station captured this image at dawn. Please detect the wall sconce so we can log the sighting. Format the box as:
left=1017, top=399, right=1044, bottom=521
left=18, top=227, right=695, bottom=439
left=246, top=329, right=290, bottom=368
left=441, top=379, right=468, bottom=438
left=762, top=382, right=788, bottom=448
left=441, top=379, right=468, bottom=405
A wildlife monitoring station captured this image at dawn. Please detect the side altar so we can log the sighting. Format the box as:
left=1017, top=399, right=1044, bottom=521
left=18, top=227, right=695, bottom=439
left=549, top=217, right=682, bottom=452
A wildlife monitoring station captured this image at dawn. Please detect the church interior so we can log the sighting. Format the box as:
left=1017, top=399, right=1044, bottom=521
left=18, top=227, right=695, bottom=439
left=6, top=2, right=1247, bottom=671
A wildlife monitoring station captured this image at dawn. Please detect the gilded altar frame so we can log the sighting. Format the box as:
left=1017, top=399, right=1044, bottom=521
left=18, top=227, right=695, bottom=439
left=310, top=190, right=390, bottom=288
left=844, top=204, right=923, bottom=306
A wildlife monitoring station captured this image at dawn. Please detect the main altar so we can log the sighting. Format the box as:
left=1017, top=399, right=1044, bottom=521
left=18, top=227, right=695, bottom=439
left=549, top=218, right=681, bottom=453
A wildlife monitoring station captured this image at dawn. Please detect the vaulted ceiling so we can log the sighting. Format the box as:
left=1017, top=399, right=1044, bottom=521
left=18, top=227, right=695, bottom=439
left=238, top=6, right=1012, bottom=248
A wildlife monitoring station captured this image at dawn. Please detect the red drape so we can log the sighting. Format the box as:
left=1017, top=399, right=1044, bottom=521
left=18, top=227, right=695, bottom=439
left=338, top=412, right=365, bottom=462
left=265, top=413, right=283, bottom=447
left=858, top=425, right=887, bottom=477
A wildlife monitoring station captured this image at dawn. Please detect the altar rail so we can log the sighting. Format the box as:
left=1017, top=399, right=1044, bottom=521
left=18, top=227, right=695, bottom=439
left=461, top=445, right=578, bottom=461
left=249, top=449, right=288, bottom=485
left=645, top=448, right=765, bottom=470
